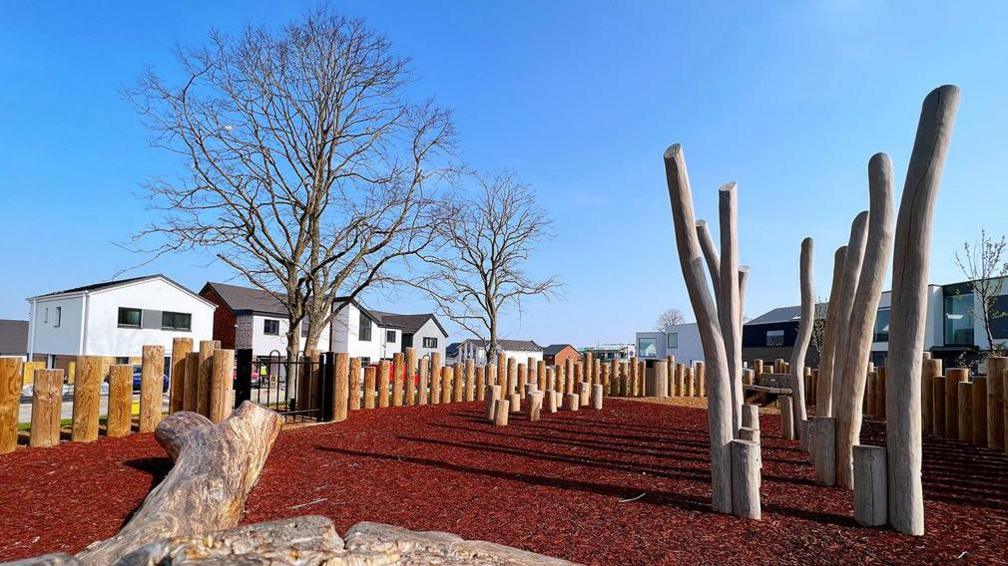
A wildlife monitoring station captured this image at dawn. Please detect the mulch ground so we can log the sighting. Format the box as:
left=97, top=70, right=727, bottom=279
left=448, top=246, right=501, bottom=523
left=1, top=399, right=1006, bottom=565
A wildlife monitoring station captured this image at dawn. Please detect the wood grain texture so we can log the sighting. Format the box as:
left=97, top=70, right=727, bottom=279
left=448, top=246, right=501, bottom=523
left=184, top=352, right=199, bottom=412
left=790, top=237, right=814, bottom=434
left=0, top=357, right=22, bottom=453
left=987, top=357, right=1006, bottom=450
left=196, top=341, right=216, bottom=418
left=828, top=212, right=870, bottom=413
left=816, top=246, right=848, bottom=416
left=31, top=369, right=63, bottom=447
left=349, top=358, right=362, bottom=410
left=730, top=439, right=761, bottom=520
left=334, top=353, right=349, bottom=422
left=72, top=355, right=103, bottom=442
left=718, top=183, right=744, bottom=434
left=139, top=346, right=165, bottom=432
left=107, top=365, right=133, bottom=438
left=209, top=349, right=233, bottom=424
left=169, top=338, right=192, bottom=414
left=854, top=445, right=887, bottom=527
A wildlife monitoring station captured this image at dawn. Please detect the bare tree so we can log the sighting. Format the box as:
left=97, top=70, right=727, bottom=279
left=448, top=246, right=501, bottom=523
left=125, top=9, right=456, bottom=364
left=954, top=228, right=1008, bottom=357
left=655, top=308, right=685, bottom=331
left=415, top=172, right=561, bottom=355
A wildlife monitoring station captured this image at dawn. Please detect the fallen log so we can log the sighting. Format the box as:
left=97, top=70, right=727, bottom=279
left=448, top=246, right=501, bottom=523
left=75, top=401, right=283, bottom=565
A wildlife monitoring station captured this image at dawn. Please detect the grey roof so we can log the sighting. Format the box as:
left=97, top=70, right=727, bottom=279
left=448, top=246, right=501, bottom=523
left=0, top=320, right=28, bottom=355
left=746, top=303, right=828, bottom=326
left=370, top=311, right=448, bottom=337
left=446, top=339, right=542, bottom=358
left=31, top=275, right=213, bottom=306
left=543, top=344, right=576, bottom=356
left=202, top=282, right=288, bottom=316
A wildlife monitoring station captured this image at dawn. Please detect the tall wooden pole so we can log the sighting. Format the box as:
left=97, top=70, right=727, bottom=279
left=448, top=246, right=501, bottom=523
left=209, top=349, right=234, bottom=424
left=696, top=219, right=721, bottom=292
left=828, top=211, right=870, bottom=411
left=886, top=85, right=960, bottom=536
left=72, top=355, right=103, bottom=441
left=718, top=183, right=743, bottom=434
left=169, top=338, right=193, bottom=414
left=816, top=247, right=847, bottom=416
left=790, top=237, right=815, bottom=435
left=664, top=143, right=733, bottom=514
left=836, top=154, right=895, bottom=489
left=405, top=348, right=417, bottom=406
left=0, top=358, right=22, bottom=453
left=334, top=353, right=349, bottom=422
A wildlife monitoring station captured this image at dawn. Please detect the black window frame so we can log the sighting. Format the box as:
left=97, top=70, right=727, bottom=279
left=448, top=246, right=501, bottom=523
left=873, top=307, right=890, bottom=343
left=385, top=329, right=396, bottom=343
left=118, top=307, right=142, bottom=328
left=161, top=311, right=192, bottom=332
left=423, top=336, right=438, bottom=348
left=359, top=315, right=372, bottom=341
left=667, top=332, right=678, bottom=349
left=54, top=306, right=61, bottom=328
left=263, top=319, right=280, bottom=336
left=766, top=329, right=785, bottom=347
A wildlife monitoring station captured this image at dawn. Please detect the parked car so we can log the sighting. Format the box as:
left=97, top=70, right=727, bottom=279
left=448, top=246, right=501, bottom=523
left=132, top=366, right=169, bottom=392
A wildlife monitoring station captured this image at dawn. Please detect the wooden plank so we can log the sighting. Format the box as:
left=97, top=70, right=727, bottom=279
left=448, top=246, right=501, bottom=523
left=72, top=355, right=103, bottom=442
left=107, top=364, right=133, bottom=437
left=30, top=368, right=63, bottom=448
left=0, top=357, right=22, bottom=453
left=139, top=345, right=166, bottom=432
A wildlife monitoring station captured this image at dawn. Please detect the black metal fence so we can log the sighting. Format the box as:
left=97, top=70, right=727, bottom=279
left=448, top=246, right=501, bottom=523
left=235, top=349, right=333, bottom=422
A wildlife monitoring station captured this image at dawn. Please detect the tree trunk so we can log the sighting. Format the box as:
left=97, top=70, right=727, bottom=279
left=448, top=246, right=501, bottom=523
left=664, top=144, right=734, bottom=514
left=790, top=237, right=814, bottom=433
left=828, top=211, right=870, bottom=411
left=835, top=153, right=895, bottom=489
left=718, top=184, right=743, bottom=435
left=75, top=402, right=283, bottom=564
left=886, top=84, right=960, bottom=536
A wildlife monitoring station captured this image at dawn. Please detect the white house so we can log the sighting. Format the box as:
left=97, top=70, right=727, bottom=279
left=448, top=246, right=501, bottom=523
left=445, top=339, right=543, bottom=366
left=636, top=323, right=704, bottom=365
left=369, top=311, right=448, bottom=360
left=27, top=275, right=216, bottom=372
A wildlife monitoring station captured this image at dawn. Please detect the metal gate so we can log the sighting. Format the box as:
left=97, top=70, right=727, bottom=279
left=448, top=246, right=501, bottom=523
left=235, top=349, right=333, bottom=422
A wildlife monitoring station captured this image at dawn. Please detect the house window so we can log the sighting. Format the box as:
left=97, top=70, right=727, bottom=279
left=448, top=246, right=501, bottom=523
left=423, top=336, right=438, bottom=348
left=991, top=295, right=1008, bottom=340
left=118, top=307, right=141, bottom=328
left=873, top=308, right=890, bottom=342
left=54, top=307, right=61, bottom=328
left=637, top=337, right=657, bottom=358
left=161, top=311, right=192, bottom=331
left=44, top=308, right=48, bottom=324
left=944, top=292, right=974, bottom=346
left=359, top=315, right=372, bottom=341
left=766, top=330, right=785, bottom=347
left=115, top=356, right=130, bottom=364
left=263, top=319, right=280, bottom=336
left=360, top=357, right=371, bottom=367
left=667, top=332, right=678, bottom=349
left=386, top=330, right=396, bottom=343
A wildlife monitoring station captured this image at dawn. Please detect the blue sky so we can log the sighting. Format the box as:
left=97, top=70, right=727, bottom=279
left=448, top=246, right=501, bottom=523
left=1, top=1, right=1006, bottom=346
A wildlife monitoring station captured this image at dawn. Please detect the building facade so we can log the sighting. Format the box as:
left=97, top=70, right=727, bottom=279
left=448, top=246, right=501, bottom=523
left=636, top=323, right=704, bottom=365
left=581, top=343, right=635, bottom=362
left=446, top=339, right=543, bottom=366
left=543, top=344, right=581, bottom=366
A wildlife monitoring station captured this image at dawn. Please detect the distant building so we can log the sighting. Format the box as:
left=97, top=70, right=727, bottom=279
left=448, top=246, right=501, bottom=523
left=542, top=344, right=581, bottom=366
left=368, top=312, right=448, bottom=361
left=27, top=275, right=216, bottom=373
left=446, top=339, right=543, bottom=365
left=636, top=323, right=703, bottom=365
left=0, top=319, right=28, bottom=359
left=581, top=343, right=635, bottom=362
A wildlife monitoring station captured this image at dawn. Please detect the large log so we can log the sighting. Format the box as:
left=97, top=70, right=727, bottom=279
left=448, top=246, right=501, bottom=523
left=72, top=355, right=103, bottom=442
left=718, top=183, right=743, bottom=434
left=664, top=144, right=733, bottom=514
left=828, top=211, right=870, bottom=414
left=988, top=357, right=1006, bottom=450
left=169, top=337, right=193, bottom=414
left=30, top=369, right=63, bottom=448
left=75, top=402, right=283, bottom=564
left=853, top=445, right=887, bottom=527
left=835, top=153, right=895, bottom=489
left=815, top=246, right=847, bottom=416
left=789, top=237, right=814, bottom=436
left=730, top=439, right=761, bottom=520
left=886, top=84, right=960, bottom=536
left=106, top=365, right=133, bottom=438
left=0, top=357, right=20, bottom=454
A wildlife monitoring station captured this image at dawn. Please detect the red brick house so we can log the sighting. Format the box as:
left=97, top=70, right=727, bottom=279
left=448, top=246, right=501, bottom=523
left=543, top=344, right=581, bottom=366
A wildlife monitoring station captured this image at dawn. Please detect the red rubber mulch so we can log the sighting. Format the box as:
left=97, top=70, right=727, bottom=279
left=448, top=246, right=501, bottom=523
left=1, top=400, right=1006, bottom=564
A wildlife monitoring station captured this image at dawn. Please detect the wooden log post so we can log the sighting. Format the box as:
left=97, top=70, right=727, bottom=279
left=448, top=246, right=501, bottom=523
left=184, top=352, right=199, bottom=412
left=546, top=389, right=559, bottom=413
left=494, top=398, right=510, bottom=426
left=815, top=247, right=848, bottom=416
left=30, top=368, right=63, bottom=448
left=431, top=352, right=443, bottom=405
left=333, top=353, right=349, bottom=422
left=957, top=381, right=973, bottom=444
left=107, top=364, right=133, bottom=437
left=140, top=346, right=167, bottom=432
left=349, top=358, right=362, bottom=410
left=730, top=439, right=761, bottom=520
left=922, top=358, right=941, bottom=433
left=73, top=355, right=103, bottom=442
left=885, top=84, right=960, bottom=536
left=517, top=363, right=528, bottom=400
left=565, top=392, right=579, bottom=411
left=664, top=144, right=734, bottom=514
left=209, top=349, right=234, bottom=424
left=364, top=367, right=377, bottom=409
left=675, top=363, right=685, bottom=397
left=813, top=416, right=836, bottom=486
left=417, top=357, right=429, bottom=406
left=377, top=360, right=391, bottom=408
left=685, top=367, right=695, bottom=397
left=742, top=404, right=759, bottom=431
left=790, top=237, right=816, bottom=438
left=718, top=183, right=744, bottom=433
left=592, top=384, right=604, bottom=410
left=509, top=391, right=521, bottom=413
left=170, top=338, right=193, bottom=414
left=649, top=360, right=669, bottom=398
left=828, top=212, right=870, bottom=427
left=738, top=426, right=760, bottom=445
left=972, top=376, right=988, bottom=447
left=853, top=445, right=888, bottom=527
left=476, top=366, right=486, bottom=401
left=629, top=359, right=638, bottom=397
left=528, top=391, right=543, bottom=422
left=465, top=359, right=476, bottom=402
left=779, top=395, right=795, bottom=440
left=453, top=363, right=464, bottom=403
left=508, top=358, right=518, bottom=396
left=497, top=352, right=506, bottom=388
left=988, top=357, right=1006, bottom=450
left=754, top=359, right=764, bottom=377
left=0, top=358, right=22, bottom=453
left=487, top=365, right=498, bottom=398
left=564, top=358, right=574, bottom=394
left=441, top=366, right=453, bottom=404
left=932, top=376, right=946, bottom=436
left=485, top=384, right=501, bottom=421
left=696, top=361, right=706, bottom=397
left=945, top=368, right=968, bottom=439
left=197, top=341, right=216, bottom=418
left=579, top=381, right=590, bottom=407
left=405, top=348, right=417, bottom=406
left=392, top=353, right=404, bottom=407
left=537, top=360, right=547, bottom=391
left=867, top=372, right=878, bottom=418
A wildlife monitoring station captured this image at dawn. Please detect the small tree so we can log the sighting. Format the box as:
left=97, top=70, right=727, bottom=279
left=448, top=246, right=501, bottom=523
left=954, top=228, right=1008, bottom=357
left=655, top=308, right=685, bottom=331
left=415, top=172, right=561, bottom=356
